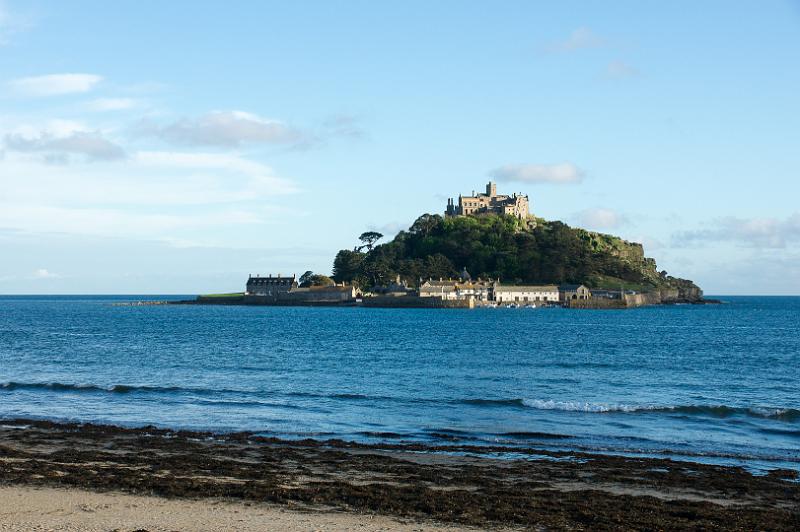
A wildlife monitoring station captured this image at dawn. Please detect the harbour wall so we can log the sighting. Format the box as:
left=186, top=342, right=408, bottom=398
left=362, top=296, right=474, bottom=309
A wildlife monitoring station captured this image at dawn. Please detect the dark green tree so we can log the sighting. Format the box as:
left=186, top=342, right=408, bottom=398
left=299, top=271, right=335, bottom=287
left=357, top=231, right=384, bottom=252
left=331, top=249, right=366, bottom=283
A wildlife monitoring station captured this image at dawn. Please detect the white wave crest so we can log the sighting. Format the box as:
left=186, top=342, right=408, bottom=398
left=521, top=399, right=644, bottom=413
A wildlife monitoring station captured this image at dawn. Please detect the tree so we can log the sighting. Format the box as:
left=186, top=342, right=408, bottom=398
left=357, top=231, right=383, bottom=252
left=360, top=255, right=394, bottom=288
left=299, top=271, right=334, bottom=287
left=298, top=271, right=315, bottom=286
left=409, top=214, right=443, bottom=237
left=332, top=249, right=366, bottom=283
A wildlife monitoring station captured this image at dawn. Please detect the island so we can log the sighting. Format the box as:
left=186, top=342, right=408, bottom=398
left=187, top=182, right=714, bottom=309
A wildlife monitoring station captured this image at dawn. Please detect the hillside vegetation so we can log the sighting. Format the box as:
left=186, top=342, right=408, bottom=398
left=332, top=213, right=701, bottom=297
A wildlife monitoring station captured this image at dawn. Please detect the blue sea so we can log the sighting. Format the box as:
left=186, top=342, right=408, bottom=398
left=1, top=295, right=798, bottom=472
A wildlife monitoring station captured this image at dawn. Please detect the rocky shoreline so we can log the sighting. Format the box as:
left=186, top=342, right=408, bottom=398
left=1, top=419, right=797, bottom=530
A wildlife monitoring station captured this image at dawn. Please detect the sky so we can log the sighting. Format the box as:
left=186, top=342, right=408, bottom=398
left=0, top=1, right=799, bottom=295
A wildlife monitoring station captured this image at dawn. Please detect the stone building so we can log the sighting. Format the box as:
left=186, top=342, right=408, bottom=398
left=494, top=285, right=559, bottom=304
left=559, top=284, right=591, bottom=302
left=245, top=274, right=358, bottom=304
left=286, top=285, right=358, bottom=304
left=245, top=274, right=297, bottom=299
left=419, top=277, right=497, bottom=302
left=445, top=181, right=529, bottom=220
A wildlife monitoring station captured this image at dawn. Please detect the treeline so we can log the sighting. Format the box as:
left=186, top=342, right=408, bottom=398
left=331, top=213, right=659, bottom=289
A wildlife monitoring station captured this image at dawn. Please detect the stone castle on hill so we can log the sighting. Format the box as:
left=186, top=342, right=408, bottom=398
left=445, top=181, right=529, bottom=220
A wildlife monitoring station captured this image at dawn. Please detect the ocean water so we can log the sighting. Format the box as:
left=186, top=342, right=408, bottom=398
left=1, top=295, right=798, bottom=472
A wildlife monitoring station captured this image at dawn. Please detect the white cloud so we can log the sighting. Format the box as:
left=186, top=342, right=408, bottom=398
left=548, top=27, right=605, bottom=52
left=0, top=149, right=299, bottom=243
left=7, top=73, right=103, bottom=96
left=5, top=130, right=126, bottom=161
left=628, top=235, right=664, bottom=251
left=673, top=214, right=800, bottom=249
left=0, top=1, right=32, bottom=45
left=85, top=97, right=138, bottom=112
left=573, top=208, right=628, bottom=230
left=605, top=60, right=640, bottom=79
left=139, top=110, right=313, bottom=148
left=32, top=268, right=60, bottom=279
left=489, top=163, right=584, bottom=184
left=368, top=221, right=408, bottom=238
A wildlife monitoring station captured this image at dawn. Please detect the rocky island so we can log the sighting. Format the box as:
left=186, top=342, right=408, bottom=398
left=187, top=181, right=712, bottom=308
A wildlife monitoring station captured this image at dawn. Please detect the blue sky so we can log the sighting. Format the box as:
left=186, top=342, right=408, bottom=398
left=1, top=1, right=798, bottom=294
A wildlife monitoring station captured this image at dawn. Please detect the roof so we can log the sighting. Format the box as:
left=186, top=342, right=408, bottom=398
left=495, top=285, right=558, bottom=292
left=290, top=285, right=354, bottom=292
left=248, top=276, right=296, bottom=284
left=559, top=284, right=588, bottom=291
left=420, top=280, right=495, bottom=289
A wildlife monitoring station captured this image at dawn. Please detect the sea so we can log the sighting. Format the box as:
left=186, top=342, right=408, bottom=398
left=1, top=295, right=798, bottom=473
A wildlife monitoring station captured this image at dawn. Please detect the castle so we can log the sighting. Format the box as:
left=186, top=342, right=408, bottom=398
left=445, top=182, right=529, bottom=220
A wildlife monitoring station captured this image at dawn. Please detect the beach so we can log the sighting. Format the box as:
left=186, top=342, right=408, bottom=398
left=0, top=485, right=479, bottom=532
left=1, top=420, right=798, bottom=530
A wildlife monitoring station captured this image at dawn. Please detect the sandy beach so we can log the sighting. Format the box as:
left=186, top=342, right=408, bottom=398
left=0, top=419, right=798, bottom=530
left=0, top=485, right=484, bottom=531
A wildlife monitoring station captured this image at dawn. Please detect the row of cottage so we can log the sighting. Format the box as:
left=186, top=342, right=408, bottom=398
left=418, top=279, right=590, bottom=304
left=245, top=270, right=593, bottom=306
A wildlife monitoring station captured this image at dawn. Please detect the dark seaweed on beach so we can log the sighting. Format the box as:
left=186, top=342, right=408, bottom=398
left=0, top=419, right=798, bottom=530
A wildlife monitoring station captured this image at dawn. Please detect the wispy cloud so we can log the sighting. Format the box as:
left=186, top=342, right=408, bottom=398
left=322, top=114, right=365, bottom=140
left=0, top=147, right=299, bottom=242
left=573, top=208, right=628, bottom=230
left=32, top=268, right=60, bottom=279
left=489, top=162, right=584, bottom=184
left=137, top=111, right=314, bottom=149
left=84, top=97, right=139, bottom=112
left=4, top=130, right=126, bottom=162
left=604, top=60, right=640, bottom=79
left=673, top=214, right=800, bottom=249
left=0, top=1, right=32, bottom=45
left=547, top=27, right=606, bottom=52
left=7, top=73, right=103, bottom=96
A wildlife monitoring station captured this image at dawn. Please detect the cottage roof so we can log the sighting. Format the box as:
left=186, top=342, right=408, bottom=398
left=494, top=285, right=558, bottom=292
left=290, top=285, right=353, bottom=292
left=559, top=284, right=588, bottom=291
left=247, top=275, right=296, bottom=284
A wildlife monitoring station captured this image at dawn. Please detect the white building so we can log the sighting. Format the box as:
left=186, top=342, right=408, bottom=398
left=418, top=279, right=497, bottom=301
left=494, top=285, right=559, bottom=304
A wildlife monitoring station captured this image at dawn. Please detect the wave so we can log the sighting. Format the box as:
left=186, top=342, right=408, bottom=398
left=520, top=399, right=800, bottom=421
left=0, top=381, right=222, bottom=395
left=3, top=382, right=797, bottom=423
left=462, top=398, right=526, bottom=407
left=668, top=405, right=800, bottom=422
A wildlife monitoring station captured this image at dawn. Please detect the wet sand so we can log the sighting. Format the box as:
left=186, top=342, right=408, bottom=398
left=1, top=419, right=798, bottom=530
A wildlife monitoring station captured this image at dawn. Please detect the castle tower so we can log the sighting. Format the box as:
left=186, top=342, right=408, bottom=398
left=486, top=181, right=497, bottom=197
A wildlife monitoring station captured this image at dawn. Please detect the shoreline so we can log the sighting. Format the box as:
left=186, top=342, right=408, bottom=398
left=1, top=419, right=797, bottom=530
left=113, top=296, right=722, bottom=308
